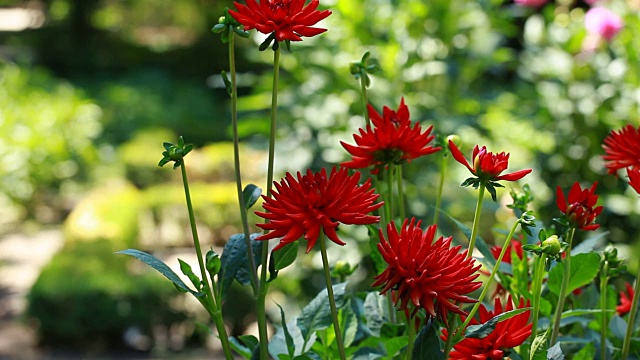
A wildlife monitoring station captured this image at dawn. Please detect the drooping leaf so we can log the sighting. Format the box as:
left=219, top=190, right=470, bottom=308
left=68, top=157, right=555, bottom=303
left=269, top=241, right=299, bottom=281
left=548, top=253, right=600, bottom=296
left=297, top=283, right=348, bottom=345
left=116, top=249, right=202, bottom=297
left=243, top=184, right=262, bottom=210
left=465, top=307, right=531, bottom=339
left=412, top=320, right=443, bottom=360
left=218, top=233, right=263, bottom=298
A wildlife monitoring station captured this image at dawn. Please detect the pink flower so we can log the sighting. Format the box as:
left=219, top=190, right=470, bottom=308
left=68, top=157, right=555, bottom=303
left=514, top=0, right=549, bottom=7
left=585, top=8, right=623, bottom=41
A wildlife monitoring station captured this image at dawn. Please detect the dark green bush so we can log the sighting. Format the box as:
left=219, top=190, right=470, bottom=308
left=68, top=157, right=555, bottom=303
left=25, top=240, right=189, bottom=352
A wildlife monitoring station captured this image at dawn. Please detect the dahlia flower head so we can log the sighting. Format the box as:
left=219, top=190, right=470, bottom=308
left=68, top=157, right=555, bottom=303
left=255, top=166, right=382, bottom=253
left=341, top=98, right=440, bottom=174
left=556, top=182, right=603, bottom=231
left=602, top=124, right=640, bottom=174
left=442, top=296, right=532, bottom=360
left=585, top=7, right=623, bottom=41
left=229, top=0, right=331, bottom=42
left=372, top=218, right=482, bottom=322
left=617, top=282, right=634, bottom=316
left=629, top=167, right=640, bottom=195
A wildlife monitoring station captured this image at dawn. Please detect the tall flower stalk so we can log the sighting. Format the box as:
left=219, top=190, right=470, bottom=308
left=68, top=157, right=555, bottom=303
left=550, top=228, right=575, bottom=345
left=319, top=233, right=347, bottom=360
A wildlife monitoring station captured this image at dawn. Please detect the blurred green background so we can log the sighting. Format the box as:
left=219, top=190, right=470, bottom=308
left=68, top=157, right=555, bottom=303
left=0, top=0, right=639, bottom=357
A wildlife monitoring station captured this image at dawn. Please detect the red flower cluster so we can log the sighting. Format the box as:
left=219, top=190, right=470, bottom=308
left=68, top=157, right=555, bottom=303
left=372, top=218, right=481, bottom=321
left=556, top=182, right=603, bottom=231
left=602, top=124, right=640, bottom=174
left=449, top=140, right=532, bottom=183
left=229, top=0, right=332, bottom=42
left=256, top=167, right=382, bottom=253
left=617, top=282, right=635, bottom=316
left=628, top=167, right=640, bottom=195
left=442, top=297, right=532, bottom=360
left=341, top=98, right=440, bottom=174
left=491, top=239, right=524, bottom=265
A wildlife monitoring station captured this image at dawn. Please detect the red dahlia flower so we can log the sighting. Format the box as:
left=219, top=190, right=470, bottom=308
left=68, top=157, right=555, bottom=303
left=556, top=182, right=603, bottom=231
left=602, top=124, right=640, bottom=174
left=628, top=167, right=640, bottom=195
left=617, top=282, right=635, bottom=316
left=372, top=218, right=482, bottom=321
left=491, top=239, right=524, bottom=265
left=255, top=167, right=382, bottom=253
left=341, top=99, right=441, bottom=174
left=229, top=0, right=331, bottom=43
left=442, top=296, right=532, bottom=360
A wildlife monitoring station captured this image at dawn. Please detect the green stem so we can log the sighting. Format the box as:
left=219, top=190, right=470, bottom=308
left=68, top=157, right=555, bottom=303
left=442, top=313, right=458, bottom=359
left=396, top=165, right=406, bottom=221
left=229, top=32, right=259, bottom=296
left=529, top=253, right=548, bottom=348
left=386, top=166, right=394, bottom=223
left=406, top=310, right=415, bottom=360
left=457, top=220, right=519, bottom=334
left=621, top=269, right=640, bottom=360
left=319, top=234, right=347, bottom=360
left=257, top=46, right=281, bottom=360
left=467, top=184, right=486, bottom=258
left=181, top=163, right=233, bottom=360
left=359, top=71, right=370, bottom=126
left=550, top=227, right=576, bottom=346
left=433, top=153, right=448, bottom=227
left=209, top=277, right=235, bottom=360
left=600, top=261, right=609, bottom=360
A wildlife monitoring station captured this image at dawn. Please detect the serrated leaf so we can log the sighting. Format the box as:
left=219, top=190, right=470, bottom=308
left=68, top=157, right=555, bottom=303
left=219, top=233, right=263, bottom=299
left=243, top=184, right=262, bottom=210
left=548, top=253, right=600, bottom=296
left=297, top=283, right=348, bottom=344
left=547, top=343, right=564, bottom=360
left=572, top=343, right=595, bottom=360
left=116, top=249, right=202, bottom=297
left=412, top=320, right=443, bottom=360
left=465, top=307, right=531, bottom=339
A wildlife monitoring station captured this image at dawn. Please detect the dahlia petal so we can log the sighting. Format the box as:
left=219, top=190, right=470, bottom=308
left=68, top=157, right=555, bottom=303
left=496, top=168, right=532, bottom=181
left=556, top=186, right=567, bottom=213
left=449, top=139, right=474, bottom=173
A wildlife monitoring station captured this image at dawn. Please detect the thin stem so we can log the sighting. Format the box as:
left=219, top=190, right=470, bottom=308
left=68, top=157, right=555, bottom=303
left=359, top=72, right=370, bottom=126
left=181, top=163, right=233, bottom=360
left=442, top=313, right=458, bottom=359
left=457, top=220, right=519, bottom=333
left=529, top=253, right=548, bottom=347
left=433, top=153, right=448, bottom=226
left=621, top=270, right=640, bottom=360
left=467, top=184, right=486, bottom=258
left=406, top=311, right=415, bottom=360
left=257, top=46, right=281, bottom=360
left=319, top=234, right=347, bottom=360
left=550, top=227, right=576, bottom=346
left=600, top=261, right=609, bottom=360
left=396, top=165, right=406, bottom=221
left=386, top=166, right=394, bottom=223
left=209, top=277, right=235, bottom=360
left=229, top=32, right=259, bottom=295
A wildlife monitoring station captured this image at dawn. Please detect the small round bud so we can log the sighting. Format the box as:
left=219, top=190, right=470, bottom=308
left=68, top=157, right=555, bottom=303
left=218, top=16, right=226, bottom=24
left=168, top=147, right=183, bottom=161
left=334, top=260, right=351, bottom=274
left=541, top=235, right=561, bottom=256
left=447, top=134, right=462, bottom=149
left=206, top=250, right=221, bottom=275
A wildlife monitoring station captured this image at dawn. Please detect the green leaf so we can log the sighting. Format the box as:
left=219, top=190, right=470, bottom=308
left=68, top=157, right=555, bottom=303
left=438, top=209, right=496, bottom=268
left=116, top=249, right=203, bottom=297
left=269, top=241, right=298, bottom=282
left=465, top=307, right=531, bottom=339
left=367, top=225, right=386, bottom=274
left=297, top=282, right=348, bottom=345
left=529, top=328, right=549, bottom=360
left=609, top=315, right=627, bottom=339
left=178, top=258, right=201, bottom=290
left=363, top=292, right=385, bottom=337
left=547, top=343, right=564, bottom=360
left=230, top=336, right=253, bottom=360
left=221, top=71, right=232, bottom=96
left=572, top=343, right=595, bottom=360
left=412, top=320, right=443, bottom=360
left=561, top=308, right=614, bottom=319
left=341, top=303, right=358, bottom=348
left=218, top=233, right=263, bottom=299
left=243, top=184, right=262, bottom=210
left=548, top=253, right=600, bottom=296
left=277, top=304, right=295, bottom=358
left=382, top=336, right=409, bottom=357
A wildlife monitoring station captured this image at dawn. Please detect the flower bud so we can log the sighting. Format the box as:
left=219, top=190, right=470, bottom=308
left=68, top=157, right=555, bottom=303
left=446, top=134, right=462, bottom=149
left=206, top=250, right=221, bottom=275
left=541, top=235, right=561, bottom=256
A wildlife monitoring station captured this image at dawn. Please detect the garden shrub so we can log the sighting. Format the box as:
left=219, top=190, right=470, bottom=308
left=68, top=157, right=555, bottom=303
left=25, top=240, right=190, bottom=352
